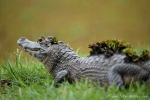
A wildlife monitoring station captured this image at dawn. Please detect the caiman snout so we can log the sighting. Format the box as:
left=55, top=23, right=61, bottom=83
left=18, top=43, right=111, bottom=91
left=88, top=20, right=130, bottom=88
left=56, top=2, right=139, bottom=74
left=17, top=37, right=28, bottom=45
left=17, top=37, right=41, bottom=50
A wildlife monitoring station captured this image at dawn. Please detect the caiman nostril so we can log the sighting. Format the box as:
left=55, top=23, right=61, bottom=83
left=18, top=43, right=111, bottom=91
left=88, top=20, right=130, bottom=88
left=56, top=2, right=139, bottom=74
left=17, top=37, right=27, bottom=45
left=17, top=37, right=41, bottom=50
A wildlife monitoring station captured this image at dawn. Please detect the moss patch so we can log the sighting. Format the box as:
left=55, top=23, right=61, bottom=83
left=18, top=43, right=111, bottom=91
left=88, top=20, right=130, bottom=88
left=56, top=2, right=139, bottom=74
left=89, top=39, right=150, bottom=62
left=50, top=37, right=58, bottom=44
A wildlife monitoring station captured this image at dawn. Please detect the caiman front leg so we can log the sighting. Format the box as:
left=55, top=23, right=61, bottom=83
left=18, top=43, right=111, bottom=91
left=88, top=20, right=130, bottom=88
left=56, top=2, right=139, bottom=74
left=108, top=64, right=148, bottom=89
left=54, top=70, right=68, bottom=85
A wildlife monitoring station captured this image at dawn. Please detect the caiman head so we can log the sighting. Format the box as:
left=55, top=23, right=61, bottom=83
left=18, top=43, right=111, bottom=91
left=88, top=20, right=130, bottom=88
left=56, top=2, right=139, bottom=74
left=17, top=36, right=58, bottom=62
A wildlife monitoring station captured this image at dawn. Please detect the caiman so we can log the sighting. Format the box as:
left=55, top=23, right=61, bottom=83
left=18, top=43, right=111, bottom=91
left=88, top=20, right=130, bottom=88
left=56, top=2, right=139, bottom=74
left=17, top=36, right=150, bottom=89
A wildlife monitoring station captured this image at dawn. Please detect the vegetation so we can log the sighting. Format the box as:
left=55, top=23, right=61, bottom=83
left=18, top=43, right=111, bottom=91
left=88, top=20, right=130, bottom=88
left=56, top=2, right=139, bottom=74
left=0, top=49, right=150, bottom=100
left=89, top=39, right=150, bottom=62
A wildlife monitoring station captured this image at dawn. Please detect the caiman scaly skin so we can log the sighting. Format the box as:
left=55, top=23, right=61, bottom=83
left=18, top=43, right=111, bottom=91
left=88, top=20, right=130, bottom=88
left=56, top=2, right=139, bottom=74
left=17, top=36, right=150, bottom=88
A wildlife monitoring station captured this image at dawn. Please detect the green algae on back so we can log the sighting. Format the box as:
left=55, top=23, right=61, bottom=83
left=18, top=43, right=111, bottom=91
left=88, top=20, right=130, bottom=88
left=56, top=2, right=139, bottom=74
left=88, top=39, right=131, bottom=55
left=141, top=49, right=150, bottom=61
left=89, top=39, right=150, bottom=62
left=105, top=39, right=130, bottom=51
left=50, top=37, right=58, bottom=44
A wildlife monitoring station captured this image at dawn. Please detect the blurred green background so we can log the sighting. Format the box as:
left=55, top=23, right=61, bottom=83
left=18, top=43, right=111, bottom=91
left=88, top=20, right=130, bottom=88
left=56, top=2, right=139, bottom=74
left=0, top=0, right=150, bottom=59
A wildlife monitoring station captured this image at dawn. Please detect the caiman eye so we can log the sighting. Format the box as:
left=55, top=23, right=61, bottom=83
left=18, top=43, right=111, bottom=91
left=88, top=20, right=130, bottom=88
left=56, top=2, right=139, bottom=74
left=37, top=39, right=42, bottom=43
left=37, top=36, right=45, bottom=43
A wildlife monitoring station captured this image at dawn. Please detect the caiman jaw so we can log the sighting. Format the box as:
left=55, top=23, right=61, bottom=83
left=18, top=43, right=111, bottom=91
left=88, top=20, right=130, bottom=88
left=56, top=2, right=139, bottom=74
left=17, top=37, right=41, bottom=50
left=17, top=37, right=48, bottom=62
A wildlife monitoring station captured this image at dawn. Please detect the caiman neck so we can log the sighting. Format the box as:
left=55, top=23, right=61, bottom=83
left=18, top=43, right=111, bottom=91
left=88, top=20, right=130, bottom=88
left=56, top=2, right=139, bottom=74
left=42, top=43, right=80, bottom=72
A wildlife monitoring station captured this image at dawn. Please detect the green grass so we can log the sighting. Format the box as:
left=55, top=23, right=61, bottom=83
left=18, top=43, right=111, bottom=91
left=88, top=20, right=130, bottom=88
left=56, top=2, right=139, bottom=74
left=0, top=50, right=150, bottom=100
